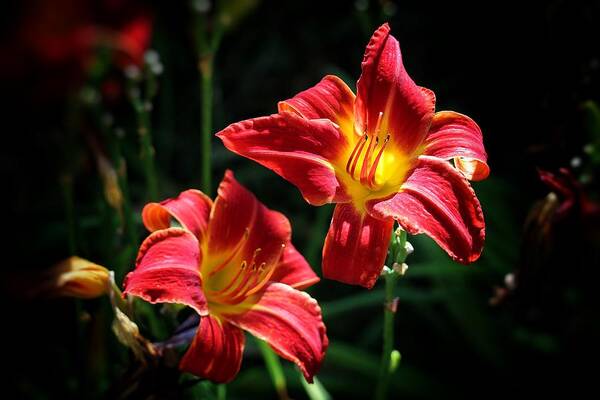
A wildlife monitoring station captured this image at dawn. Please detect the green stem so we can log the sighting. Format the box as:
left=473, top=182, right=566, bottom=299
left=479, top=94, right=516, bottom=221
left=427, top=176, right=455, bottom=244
left=133, top=98, right=159, bottom=200
left=109, top=272, right=129, bottom=315
left=375, top=228, right=408, bottom=400
left=375, top=271, right=399, bottom=400
left=113, top=136, right=138, bottom=281
left=117, top=163, right=138, bottom=254
left=200, top=56, right=213, bottom=195
left=194, top=9, right=223, bottom=196
left=217, top=384, right=226, bottom=400
left=257, top=339, right=289, bottom=400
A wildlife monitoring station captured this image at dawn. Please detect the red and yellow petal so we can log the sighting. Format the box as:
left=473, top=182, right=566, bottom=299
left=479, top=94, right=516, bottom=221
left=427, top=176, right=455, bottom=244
left=123, top=228, right=208, bottom=315
left=368, top=155, right=485, bottom=264
left=216, top=112, right=350, bottom=206
left=322, top=203, right=394, bottom=289
left=424, top=111, right=489, bottom=181
left=220, top=282, right=327, bottom=382
left=278, top=75, right=356, bottom=135
left=270, top=243, right=319, bottom=290
left=179, top=315, right=245, bottom=383
left=205, top=171, right=291, bottom=277
left=142, top=189, right=213, bottom=239
left=355, top=23, right=435, bottom=155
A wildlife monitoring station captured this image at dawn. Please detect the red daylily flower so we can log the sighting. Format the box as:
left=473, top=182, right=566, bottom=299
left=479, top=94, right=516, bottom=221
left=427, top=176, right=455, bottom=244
left=538, top=168, right=600, bottom=221
left=217, top=23, right=488, bottom=288
left=123, top=171, right=327, bottom=383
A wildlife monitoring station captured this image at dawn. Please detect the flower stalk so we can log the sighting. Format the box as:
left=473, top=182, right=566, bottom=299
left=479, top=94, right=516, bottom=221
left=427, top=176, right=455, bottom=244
left=257, top=338, right=289, bottom=400
left=126, top=53, right=162, bottom=201
left=375, top=227, right=410, bottom=400
left=194, top=10, right=223, bottom=195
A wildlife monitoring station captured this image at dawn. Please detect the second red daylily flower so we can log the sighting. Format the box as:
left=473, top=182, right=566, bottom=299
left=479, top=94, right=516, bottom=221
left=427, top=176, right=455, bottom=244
left=123, top=171, right=327, bottom=383
left=217, top=23, right=489, bottom=288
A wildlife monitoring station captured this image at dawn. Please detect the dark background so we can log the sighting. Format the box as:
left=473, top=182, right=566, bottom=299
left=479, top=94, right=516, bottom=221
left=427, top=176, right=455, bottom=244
left=2, top=0, right=600, bottom=398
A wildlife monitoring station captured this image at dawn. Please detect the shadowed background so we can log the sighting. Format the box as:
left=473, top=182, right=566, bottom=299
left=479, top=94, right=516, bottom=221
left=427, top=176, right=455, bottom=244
left=2, top=0, right=599, bottom=398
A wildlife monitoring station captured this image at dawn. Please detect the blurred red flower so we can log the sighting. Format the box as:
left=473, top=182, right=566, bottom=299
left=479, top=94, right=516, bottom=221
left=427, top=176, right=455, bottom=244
left=1, top=0, right=152, bottom=96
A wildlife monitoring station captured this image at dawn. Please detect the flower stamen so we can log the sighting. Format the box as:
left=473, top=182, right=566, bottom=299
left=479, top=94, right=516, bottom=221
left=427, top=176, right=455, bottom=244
left=208, top=228, right=250, bottom=277
left=346, top=112, right=389, bottom=188
left=346, top=133, right=368, bottom=178
left=208, top=245, right=286, bottom=305
left=367, top=134, right=390, bottom=187
left=360, top=134, right=378, bottom=185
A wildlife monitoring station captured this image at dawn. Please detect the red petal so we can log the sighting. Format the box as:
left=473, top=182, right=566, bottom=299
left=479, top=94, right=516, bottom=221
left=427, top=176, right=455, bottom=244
left=368, top=155, right=485, bottom=263
left=179, top=315, right=245, bottom=383
left=216, top=113, right=350, bottom=205
left=142, top=189, right=213, bottom=239
left=205, top=171, right=291, bottom=276
left=355, top=23, right=435, bottom=154
left=424, top=111, right=489, bottom=181
left=322, top=203, right=394, bottom=288
left=278, top=75, right=355, bottom=128
left=123, top=228, right=207, bottom=315
left=223, top=283, right=327, bottom=382
left=270, top=243, right=319, bottom=290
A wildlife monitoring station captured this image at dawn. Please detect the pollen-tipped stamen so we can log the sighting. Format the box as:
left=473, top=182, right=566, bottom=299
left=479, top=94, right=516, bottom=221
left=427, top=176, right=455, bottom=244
left=367, top=134, right=390, bottom=187
left=360, top=135, right=378, bottom=185
left=348, top=134, right=368, bottom=178
left=244, top=244, right=285, bottom=296
left=208, top=248, right=261, bottom=300
left=208, top=228, right=250, bottom=277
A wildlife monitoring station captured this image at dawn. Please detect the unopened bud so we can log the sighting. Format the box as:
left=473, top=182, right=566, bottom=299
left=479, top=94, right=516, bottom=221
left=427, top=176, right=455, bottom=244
left=144, top=49, right=160, bottom=66
left=404, top=241, right=414, bottom=256
left=150, top=62, right=164, bottom=76
left=389, top=350, right=402, bottom=373
left=392, top=262, right=408, bottom=276
left=124, top=65, right=141, bottom=80
left=112, top=307, right=157, bottom=362
left=380, top=265, right=392, bottom=276
left=504, top=273, right=516, bottom=290
left=50, top=256, right=110, bottom=299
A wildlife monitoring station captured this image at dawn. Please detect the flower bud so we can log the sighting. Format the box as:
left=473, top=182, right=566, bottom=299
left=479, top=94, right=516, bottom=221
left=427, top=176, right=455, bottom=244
left=50, top=256, right=110, bottom=299
left=392, top=262, right=408, bottom=276
left=404, top=241, right=414, bottom=256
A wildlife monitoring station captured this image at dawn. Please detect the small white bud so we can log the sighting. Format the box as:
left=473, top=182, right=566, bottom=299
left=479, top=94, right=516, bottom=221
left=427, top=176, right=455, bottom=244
left=570, top=156, right=582, bottom=168
left=144, top=49, right=159, bottom=66
left=404, top=241, right=414, bottom=256
left=124, top=65, right=141, bottom=80
left=150, top=62, right=164, bottom=76
left=392, top=262, right=408, bottom=276
left=504, top=273, right=516, bottom=290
